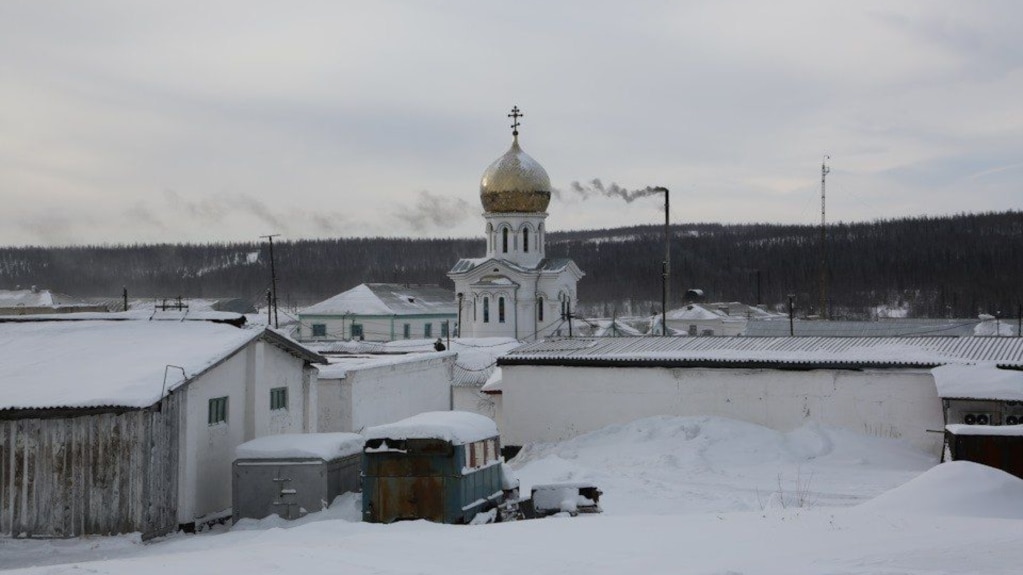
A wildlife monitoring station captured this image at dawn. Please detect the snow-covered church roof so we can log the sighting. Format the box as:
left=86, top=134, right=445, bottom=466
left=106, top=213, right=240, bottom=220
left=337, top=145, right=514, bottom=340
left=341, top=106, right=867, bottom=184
left=301, top=283, right=456, bottom=316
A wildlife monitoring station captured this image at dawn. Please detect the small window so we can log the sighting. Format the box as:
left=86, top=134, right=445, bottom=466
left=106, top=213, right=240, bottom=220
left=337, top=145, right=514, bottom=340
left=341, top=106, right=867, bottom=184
left=311, top=323, right=326, bottom=337
left=424, top=323, right=433, bottom=338
left=351, top=324, right=364, bottom=339
left=208, top=396, right=228, bottom=425
left=498, top=297, right=506, bottom=323
left=483, top=297, right=490, bottom=323
left=523, top=228, right=530, bottom=253
left=441, top=321, right=449, bottom=337
left=270, top=387, right=288, bottom=411
left=502, top=228, right=509, bottom=253
left=403, top=323, right=411, bottom=339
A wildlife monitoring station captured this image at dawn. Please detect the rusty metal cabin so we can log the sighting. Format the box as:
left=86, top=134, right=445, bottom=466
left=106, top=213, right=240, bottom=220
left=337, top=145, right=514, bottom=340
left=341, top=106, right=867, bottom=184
left=361, top=411, right=503, bottom=524
left=232, top=433, right=364, bottom=523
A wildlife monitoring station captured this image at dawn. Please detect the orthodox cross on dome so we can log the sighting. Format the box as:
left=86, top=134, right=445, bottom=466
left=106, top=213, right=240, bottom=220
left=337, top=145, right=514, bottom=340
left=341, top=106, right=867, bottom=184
left=508, top=106, right=523, bottom=137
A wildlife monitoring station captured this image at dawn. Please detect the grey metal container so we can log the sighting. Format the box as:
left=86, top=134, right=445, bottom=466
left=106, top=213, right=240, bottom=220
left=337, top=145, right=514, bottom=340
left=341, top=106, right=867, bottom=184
left=232, top=433, right=364, bottom=523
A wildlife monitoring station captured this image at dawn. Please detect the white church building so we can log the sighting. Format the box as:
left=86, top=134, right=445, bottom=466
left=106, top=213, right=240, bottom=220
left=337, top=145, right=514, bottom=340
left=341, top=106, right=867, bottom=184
left=448, top=107, right=584, bottom=341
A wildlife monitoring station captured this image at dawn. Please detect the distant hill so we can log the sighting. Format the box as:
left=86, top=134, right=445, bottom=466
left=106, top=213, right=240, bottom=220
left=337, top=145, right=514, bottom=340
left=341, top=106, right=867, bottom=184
left=0, top=211, right=1019, bottom=319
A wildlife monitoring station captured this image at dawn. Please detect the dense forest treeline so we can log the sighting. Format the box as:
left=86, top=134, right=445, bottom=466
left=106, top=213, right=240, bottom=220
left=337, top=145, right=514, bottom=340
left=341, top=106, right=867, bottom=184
left=0, top=211, right=1020, bottom=319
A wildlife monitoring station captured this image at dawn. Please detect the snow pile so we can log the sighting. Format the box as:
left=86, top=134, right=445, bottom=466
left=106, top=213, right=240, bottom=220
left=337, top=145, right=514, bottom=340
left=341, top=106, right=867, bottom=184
left=511, top=416, right=933, bottom=514
left=364, top=411, right=498, bottom=445
left=235, top=433, right=364, bottom=460
left=859, top=461, right=1023, bottom=518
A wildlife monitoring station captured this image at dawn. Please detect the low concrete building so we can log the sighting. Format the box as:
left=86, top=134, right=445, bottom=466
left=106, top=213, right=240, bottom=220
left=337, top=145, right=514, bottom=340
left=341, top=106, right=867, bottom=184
left=495, top=336, right=1023, bottom=456
left=315, top=352, right=455, bottom=433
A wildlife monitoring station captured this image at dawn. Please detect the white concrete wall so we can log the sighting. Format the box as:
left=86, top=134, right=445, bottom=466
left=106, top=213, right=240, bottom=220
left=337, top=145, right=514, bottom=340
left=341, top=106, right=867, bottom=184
left=500, top=365, right=944, bottom=454
left=452, top=387, right=504, bottom=434
left=316, top=355, right=453, bottom=433
left=178, top=340, right=312, bottom=524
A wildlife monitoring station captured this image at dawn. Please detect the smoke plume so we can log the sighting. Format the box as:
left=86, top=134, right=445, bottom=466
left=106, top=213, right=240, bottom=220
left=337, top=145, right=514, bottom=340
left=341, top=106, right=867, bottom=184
left=394, top=190, right=475, bottom=232
left=569, top=179, right=666, bottom=203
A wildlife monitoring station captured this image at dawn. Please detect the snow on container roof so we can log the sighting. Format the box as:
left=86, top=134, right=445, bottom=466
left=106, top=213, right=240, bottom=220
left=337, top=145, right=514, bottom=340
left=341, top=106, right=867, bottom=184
left=932, top=364, right=1023, bottom=401
left=316, top=350, right=455, bottom=379
left=0, top=321, right=319, bottom=411
left=945, top=424, right=1023, bottom=436
left=364, top=411, right=499, bottom=445
left=235, top=433, right=365, bottom=460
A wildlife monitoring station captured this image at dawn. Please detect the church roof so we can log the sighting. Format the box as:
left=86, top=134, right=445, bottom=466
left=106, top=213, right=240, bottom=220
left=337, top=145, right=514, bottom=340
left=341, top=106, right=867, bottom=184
left=301, top=283, right=456, bottom=317
left=479, top=108, right=551, bottom=214
left=449, top=257, right=575, bottom=276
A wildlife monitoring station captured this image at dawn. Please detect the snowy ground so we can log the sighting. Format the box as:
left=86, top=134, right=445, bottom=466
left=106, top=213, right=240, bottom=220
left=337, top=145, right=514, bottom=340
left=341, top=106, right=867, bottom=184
left=3, top=416, right=1023, bottom=574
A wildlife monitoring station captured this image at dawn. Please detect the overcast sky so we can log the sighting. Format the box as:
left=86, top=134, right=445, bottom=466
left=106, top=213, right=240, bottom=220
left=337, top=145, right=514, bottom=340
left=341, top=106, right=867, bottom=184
left=1, top=1, right=1020, bottom=246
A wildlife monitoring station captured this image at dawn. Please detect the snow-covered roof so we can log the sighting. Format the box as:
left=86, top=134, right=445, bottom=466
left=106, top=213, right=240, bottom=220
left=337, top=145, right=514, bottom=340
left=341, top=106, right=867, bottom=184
left=316, top=351, right=455, bottom=379
left=500, top=336, right=1023, bottom=368
left=480, top=367, right=502, bottom=393
left=0, top=321, right=323, bottom=411
left=0, top=309, right=246, bottom=326
left=932, top=364, right=1023, bottom=400
left=449, top=257, right=575, bottom=275
left=300, top=283, right=456, bottom=316
left=364, top=411, right=499, bottom=445
left=235, top=432, right=365, bottom=460
left=666, top=305, right=728, bottom=321
left=0, top=288, right=95, bottom=308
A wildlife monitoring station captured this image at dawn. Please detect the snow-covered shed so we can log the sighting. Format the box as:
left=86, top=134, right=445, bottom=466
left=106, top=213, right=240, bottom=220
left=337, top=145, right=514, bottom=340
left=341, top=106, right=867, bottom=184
left=298, top=283, right=456, bottom=342
left=495, top=336, right=1023, bottom=455
left=932, top=364, right=1023, bottom=426
left=0, top=320, right=325, bottom=538
left=315, top=351, right=455, bottom=433
left=232, top=433, right=364, bottom=523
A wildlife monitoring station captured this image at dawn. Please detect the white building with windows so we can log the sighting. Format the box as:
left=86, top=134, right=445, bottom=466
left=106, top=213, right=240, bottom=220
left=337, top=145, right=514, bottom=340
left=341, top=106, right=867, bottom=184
left=448, top=109, right=584, bottom=341
left=298, top=283, right=456, bottom=342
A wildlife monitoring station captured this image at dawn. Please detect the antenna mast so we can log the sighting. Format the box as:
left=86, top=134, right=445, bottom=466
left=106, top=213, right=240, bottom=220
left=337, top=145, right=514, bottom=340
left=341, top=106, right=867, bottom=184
left=819, top=155, right=830, bottom=319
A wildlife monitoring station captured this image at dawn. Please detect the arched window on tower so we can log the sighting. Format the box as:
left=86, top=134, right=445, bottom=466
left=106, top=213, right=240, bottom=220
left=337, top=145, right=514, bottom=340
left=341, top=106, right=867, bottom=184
left=537, top=296, right=544, bottom=322
left=483, top=297, right=490, bottom=323
left=498, top=297, right=506, bottom=323
left=523, top=227, right=530, bottom=253
left=502, top=227, right=509, bottom=253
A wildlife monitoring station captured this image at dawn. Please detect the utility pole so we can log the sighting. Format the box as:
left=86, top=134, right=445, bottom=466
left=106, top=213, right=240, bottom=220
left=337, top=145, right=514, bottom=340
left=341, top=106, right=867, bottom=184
left=122, top=286, right=128, bottom=312
left=261, top=234, right=281, bottom=328
left=788, top=294, right=796, bottom=336
left=820, top=155, right=830, bottom=319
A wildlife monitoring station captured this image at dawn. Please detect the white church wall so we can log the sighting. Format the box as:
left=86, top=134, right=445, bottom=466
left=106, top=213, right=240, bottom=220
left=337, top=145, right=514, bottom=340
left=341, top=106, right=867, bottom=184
left=316, top=354, right=453, bottom=433
left=501, top=365, right=944, bottom=454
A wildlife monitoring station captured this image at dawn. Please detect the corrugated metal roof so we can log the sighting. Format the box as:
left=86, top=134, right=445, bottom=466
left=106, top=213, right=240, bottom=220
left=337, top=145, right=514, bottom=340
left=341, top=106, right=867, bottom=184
left=500, top=336, right=1023, bottom=368
left=745, top=319, right=984, bottom=337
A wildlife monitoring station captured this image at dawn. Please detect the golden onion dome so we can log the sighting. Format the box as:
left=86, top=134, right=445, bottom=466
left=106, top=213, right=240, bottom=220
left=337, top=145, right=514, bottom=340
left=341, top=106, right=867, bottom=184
left=479, top=135, right=552, bottom=213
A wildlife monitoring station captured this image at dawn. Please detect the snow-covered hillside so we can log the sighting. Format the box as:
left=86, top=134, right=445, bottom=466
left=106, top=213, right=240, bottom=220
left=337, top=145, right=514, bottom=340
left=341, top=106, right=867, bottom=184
left=3, top=416, right=1023, bottom=574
